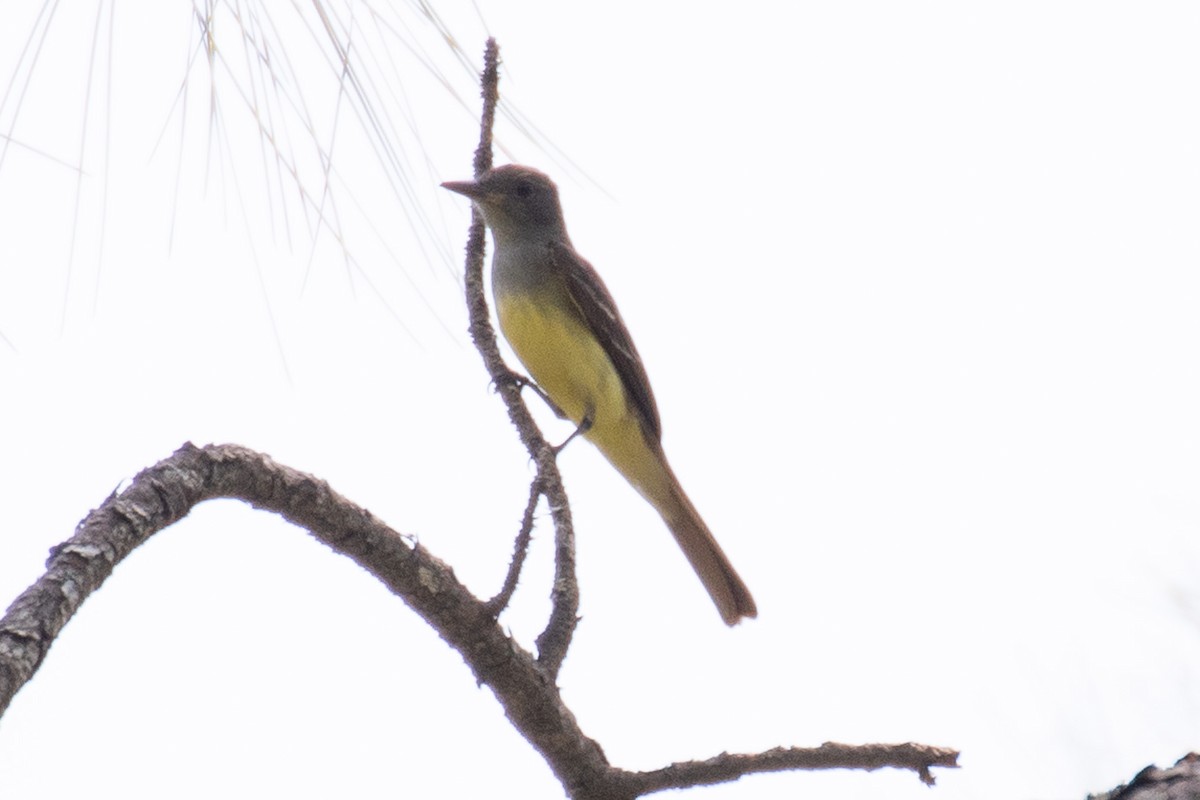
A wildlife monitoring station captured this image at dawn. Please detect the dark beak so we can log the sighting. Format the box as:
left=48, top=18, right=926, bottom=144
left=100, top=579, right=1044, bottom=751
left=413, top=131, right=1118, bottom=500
left=441, top=179, right=485, bottom=200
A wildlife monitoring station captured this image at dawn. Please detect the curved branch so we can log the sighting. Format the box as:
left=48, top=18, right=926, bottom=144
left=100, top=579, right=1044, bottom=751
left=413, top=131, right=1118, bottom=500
left=0, top=444, right=958, bottom=797
left=485, top=474, right=542, bottom=615
left=459, top=38, right=578, bottom=676
left=0, top=443, right=613, bottom=794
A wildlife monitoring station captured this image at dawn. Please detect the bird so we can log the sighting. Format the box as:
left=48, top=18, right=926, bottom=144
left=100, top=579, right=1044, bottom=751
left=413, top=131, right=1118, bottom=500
left=442, top=164, right=756, bottom=625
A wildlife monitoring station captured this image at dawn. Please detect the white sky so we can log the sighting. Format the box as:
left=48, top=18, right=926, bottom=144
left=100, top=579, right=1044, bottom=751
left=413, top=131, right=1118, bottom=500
left=2, top=2, right=1199, bottom=798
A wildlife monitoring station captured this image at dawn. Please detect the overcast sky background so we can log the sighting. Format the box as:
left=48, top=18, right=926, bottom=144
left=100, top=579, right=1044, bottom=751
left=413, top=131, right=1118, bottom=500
left=2, top=2, right=1199, bottom=798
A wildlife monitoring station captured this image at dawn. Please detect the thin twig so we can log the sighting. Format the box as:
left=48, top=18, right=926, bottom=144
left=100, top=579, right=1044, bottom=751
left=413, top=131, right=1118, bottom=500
left=531, top=441, right=579, bottom=677
left=471, top=38, right=498, bottom=178
left=624, top=742, right=960, bottom=796
left=485, top=476, right=542, bottom=616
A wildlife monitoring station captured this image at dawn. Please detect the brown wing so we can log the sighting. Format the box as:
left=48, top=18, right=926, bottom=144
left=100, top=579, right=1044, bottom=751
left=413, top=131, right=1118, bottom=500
left=548, top=240, right=663, bottom=443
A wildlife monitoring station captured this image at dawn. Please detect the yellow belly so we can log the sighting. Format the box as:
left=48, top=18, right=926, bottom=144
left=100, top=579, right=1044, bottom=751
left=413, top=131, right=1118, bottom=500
left=495, top=290, right=671, bottom=505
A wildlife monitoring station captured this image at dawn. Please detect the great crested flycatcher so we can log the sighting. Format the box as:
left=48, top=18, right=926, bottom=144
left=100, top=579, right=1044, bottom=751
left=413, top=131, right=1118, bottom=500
left=443, top=164, right=756, bottom=625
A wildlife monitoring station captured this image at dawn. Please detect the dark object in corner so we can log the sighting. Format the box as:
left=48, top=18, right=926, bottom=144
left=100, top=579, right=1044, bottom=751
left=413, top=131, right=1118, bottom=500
left=1090, top=753, right=1200, bottom=800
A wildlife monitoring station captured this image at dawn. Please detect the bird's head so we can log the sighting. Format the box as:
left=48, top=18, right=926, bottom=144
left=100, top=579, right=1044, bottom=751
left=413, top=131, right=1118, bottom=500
left=442, top=164, right=567, bottom=244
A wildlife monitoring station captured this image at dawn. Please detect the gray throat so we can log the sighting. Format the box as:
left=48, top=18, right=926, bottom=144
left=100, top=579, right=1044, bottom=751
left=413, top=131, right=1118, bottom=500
left=489, top=227, right=568, bottom=297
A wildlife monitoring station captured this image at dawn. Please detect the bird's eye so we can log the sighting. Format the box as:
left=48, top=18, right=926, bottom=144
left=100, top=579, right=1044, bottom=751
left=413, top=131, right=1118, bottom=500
left=515, top=181, right=533, bottom=198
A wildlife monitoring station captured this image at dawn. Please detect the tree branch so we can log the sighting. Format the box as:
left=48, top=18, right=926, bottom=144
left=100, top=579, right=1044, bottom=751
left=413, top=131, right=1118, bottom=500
left=459, top=38, right=578, bottom=677
left=625, top=741, right=960, bottom=795
left=485, top=475, right=541, bottom=615
left=0, top=444, right=958, bottom=796
left=0, top=443, right=614, bottom=794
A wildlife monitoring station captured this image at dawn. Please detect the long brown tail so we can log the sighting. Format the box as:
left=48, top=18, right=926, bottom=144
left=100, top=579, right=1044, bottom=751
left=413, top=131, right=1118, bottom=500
left=659, top=469, right=757, bottom=626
